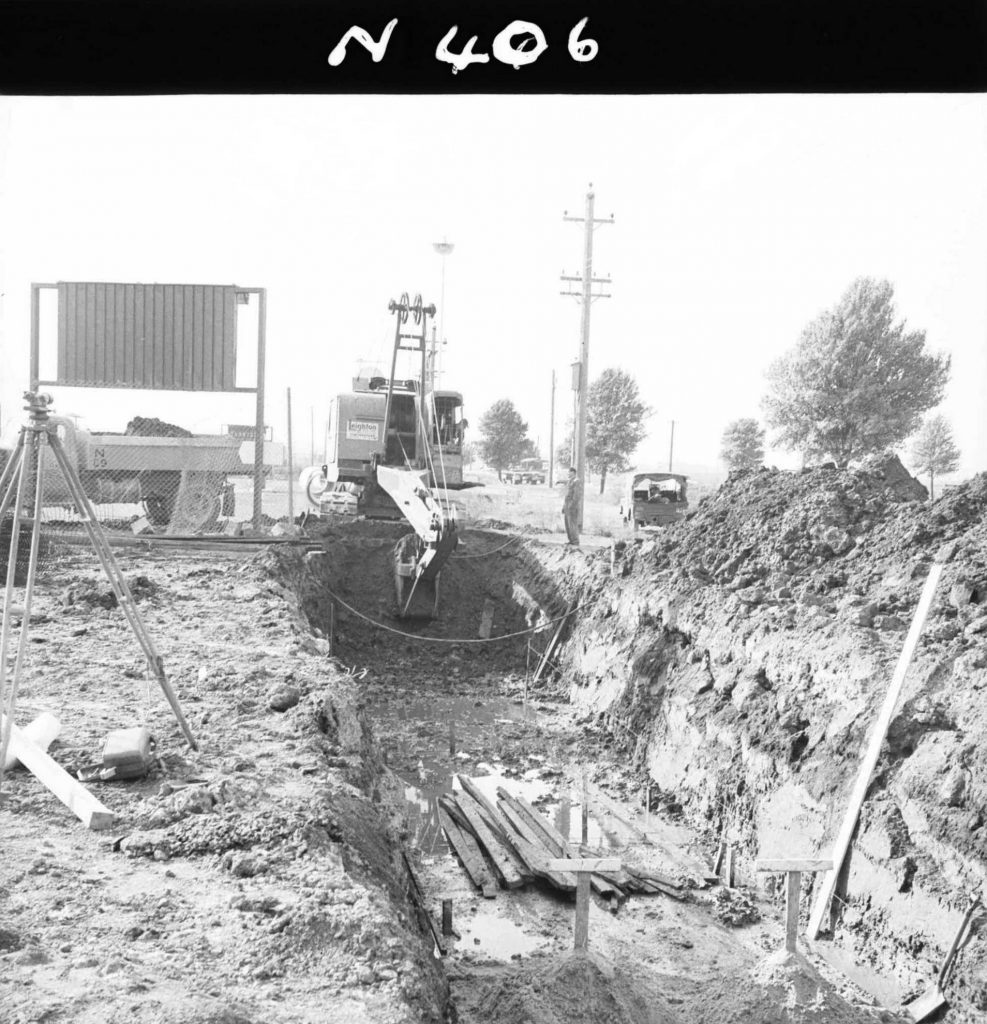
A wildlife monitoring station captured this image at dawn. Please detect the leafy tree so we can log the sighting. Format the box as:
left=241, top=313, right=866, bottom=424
left=910, top=414, right=960, bottom=500
left=720, top=418, right=765, bottom=471
left=762, top=278, right=950, bottom=467
left=477, top=399, right=531, bottom=481
left=585, top=368, right=651, bottom=493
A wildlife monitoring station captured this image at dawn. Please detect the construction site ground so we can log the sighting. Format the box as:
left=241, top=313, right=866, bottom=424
left=0, top=464, right=983, bottom=1023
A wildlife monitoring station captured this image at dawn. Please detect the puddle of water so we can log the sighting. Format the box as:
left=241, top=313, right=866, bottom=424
left=376, top=693, right=544, bottom=857
left=454, top=901, right=551, bottom=960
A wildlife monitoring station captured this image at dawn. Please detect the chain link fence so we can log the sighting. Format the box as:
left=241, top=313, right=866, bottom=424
left=0, top=399, right=301, bottom=555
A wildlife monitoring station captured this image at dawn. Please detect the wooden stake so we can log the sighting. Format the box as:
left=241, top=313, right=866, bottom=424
left=785, top=871, right=801, bottom=953
left=581, top=772, right=589, bottom=844
left=756, top=859, right=832, bottom=955
left=448, top=720, right=456, bottom=757
left=574, top=871, right=591, bottom=950
left=547, top=857, right=621, bottom=951
left=441, top=898, right=453, bottom=937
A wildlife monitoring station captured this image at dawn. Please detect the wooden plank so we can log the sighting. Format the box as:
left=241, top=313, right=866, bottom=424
left=457, top=775, right=512, bottom=838
left=454, top=792, right=530, bottom=888
left=498, top=797, right=553, bottom=851
left=437, top=806, right=497, bottom=898
left=498, top=787, right=569, bottom=855
left=807, top=561, right=944, bottom=940
left=756, top=858, right=833, bottom=873
left=547, top=857, right=621, bottom=873
left=642, top=878, right=687, bottom=901
left=498, top=828, right=577, bottom=892
left=785, top=871, right=801, bottom=954
left=584, top=778, right=650, bottom=843
left=532, top=602, right=572, bottom=684
left=478, top=598, right=494, bottom=639
left=7, top=722, right=115, bottom=830
left=401, top=852, right=446, bottom=956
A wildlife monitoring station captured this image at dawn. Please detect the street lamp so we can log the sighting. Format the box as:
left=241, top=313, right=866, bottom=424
left=431, top=239, right=454, bottom=390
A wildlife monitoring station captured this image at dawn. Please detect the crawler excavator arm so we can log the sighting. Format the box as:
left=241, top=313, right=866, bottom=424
left=375, top=464, right=458, bottom=619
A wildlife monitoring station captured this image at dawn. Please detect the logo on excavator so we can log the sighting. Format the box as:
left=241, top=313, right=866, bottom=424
left=345, top=420, right=379, bottom=441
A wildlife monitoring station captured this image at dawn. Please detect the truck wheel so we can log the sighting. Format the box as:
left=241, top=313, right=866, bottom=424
left=139, top=471, right=179, bottom=527
left=171, top=471, right=225, bottom=533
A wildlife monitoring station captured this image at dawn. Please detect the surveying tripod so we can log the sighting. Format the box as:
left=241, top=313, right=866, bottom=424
left=0, top=392, right=197, bottom=794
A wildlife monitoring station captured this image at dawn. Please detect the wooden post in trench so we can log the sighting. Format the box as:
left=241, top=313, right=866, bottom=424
left=547, top=857, right=621, bottom=951
left=755, top=858, right=833, bottom=954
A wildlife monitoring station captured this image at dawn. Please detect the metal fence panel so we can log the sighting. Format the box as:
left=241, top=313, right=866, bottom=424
left=56, top=283, right=238, bottom=391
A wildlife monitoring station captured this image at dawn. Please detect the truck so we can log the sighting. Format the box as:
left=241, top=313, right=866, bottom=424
left=36, top=416, right=279, bottom=533
left=503, top=457, right=547, bottom=485
left=620, top=472, right=689, bottom=530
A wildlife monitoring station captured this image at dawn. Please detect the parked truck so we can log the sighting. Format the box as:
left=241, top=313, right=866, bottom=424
left=36, top=416, right=275, bottom=532
left=503, top=457, right=547, bottom=485
left=620, top=472, right=689, bottom=529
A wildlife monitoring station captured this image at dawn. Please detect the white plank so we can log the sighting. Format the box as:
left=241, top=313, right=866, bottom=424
left=546, top=857, right=621, bottom=873
left=8, top=722, right=116, bottom=830
left=807, top=562, right=944, bottom=939
left=756, top=858, right=832, bottom=873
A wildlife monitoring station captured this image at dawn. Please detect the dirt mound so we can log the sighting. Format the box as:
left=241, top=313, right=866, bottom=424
left=696, top=950, right=886, bottom=1023
left=125, top=415, right=193, bottom=437
left=469, top=951, right=680, bottom=1024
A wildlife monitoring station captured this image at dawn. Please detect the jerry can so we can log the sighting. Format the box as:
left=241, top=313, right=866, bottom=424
left=101, top=726, right=156, bottom=780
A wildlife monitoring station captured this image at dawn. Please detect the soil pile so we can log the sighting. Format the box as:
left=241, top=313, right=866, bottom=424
left=557, top=457, right=987, bottom=1019
left=696, top=950, right=890, bottom=1024
left=469, top=951, right=680, bottom=1024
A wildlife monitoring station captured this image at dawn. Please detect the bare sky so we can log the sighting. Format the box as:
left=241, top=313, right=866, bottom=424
left=1, top=94, right=984, bottom=479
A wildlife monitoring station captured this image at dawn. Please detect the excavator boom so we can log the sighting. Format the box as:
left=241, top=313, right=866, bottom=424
left=370, top=293, right=459, bottom=619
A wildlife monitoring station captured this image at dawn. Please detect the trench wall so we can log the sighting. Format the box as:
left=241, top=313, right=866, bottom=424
left=544, top=469, right=987, bottom=1020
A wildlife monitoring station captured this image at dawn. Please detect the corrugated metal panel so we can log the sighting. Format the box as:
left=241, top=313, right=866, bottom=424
left=55, top=282, right=238, bottom=391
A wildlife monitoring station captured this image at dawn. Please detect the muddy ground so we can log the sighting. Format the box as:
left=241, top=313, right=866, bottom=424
left=0, top=468, right=981, bottom=1023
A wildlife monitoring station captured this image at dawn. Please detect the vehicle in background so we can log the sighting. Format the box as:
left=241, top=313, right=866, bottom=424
left=620, top=472, right=688, bottom=529
left=503, top=457, right=547, bottom=485
left=38, top=417, right=267, bottom=532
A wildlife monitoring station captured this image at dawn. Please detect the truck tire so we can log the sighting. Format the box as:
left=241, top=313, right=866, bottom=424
left=139, top=471, right=180, bottom=527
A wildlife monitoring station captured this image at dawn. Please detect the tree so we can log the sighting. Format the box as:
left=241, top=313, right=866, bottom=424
left=585, top=368, right=651, bottom=493
left=910, top=414, right=960, bottom=500
left=720, top=418, right=765, bottom=471
left=477, top=399, right=531, bottom=481
left=762, top=278, right=950, bottom=468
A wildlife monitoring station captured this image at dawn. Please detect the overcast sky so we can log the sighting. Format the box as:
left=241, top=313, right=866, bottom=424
left=1, top=94, right=984, bottom=479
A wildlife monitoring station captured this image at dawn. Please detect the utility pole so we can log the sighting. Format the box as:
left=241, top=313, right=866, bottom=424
left=548, top=370, right=556, bottom=488
left=560, top=185, right=613, bottom=529
left=668, top=420, right=675, bottom=473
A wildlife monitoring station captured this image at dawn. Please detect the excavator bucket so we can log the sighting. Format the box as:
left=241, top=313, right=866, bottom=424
left=393, top=528, right=458, bottom=619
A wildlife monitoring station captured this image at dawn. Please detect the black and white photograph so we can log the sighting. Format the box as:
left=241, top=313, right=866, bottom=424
left=0, top=6, right=986, bottom=1024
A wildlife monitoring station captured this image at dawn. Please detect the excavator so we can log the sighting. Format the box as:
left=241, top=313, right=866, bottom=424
left=310, top=294, right=462, bottom=620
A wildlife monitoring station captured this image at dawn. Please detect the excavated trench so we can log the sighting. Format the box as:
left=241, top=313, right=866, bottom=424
left=265, top=495, right=987, bottom=1024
